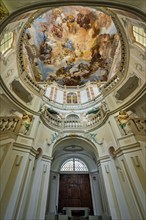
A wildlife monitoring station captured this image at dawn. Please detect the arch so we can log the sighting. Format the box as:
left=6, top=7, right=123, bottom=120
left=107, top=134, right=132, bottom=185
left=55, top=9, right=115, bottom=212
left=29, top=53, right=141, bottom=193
left=48, top=135, right=104, bottom=217
left=66, top=114, right=80, bottom=120
left=51, top=135, right=98, bottom=172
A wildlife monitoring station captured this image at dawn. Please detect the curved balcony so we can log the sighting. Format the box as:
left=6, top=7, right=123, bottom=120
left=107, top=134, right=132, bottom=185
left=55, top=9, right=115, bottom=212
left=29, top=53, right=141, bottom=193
left=40, top=108, right=146, bottom=138
left=40, top=106, right=108, bottom=132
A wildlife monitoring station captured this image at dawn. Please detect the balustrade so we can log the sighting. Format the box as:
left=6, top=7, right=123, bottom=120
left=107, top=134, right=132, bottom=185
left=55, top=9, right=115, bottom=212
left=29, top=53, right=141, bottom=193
left=102, top=75, right=121, bottom=93
left=21, top=72, right=45, bottom=96
left=42, top=110, right=62, bottom=128
left=64, top=120, right=82, bottom=129
left=42, top=107, right=107, bottom=131
left=0, top=116, right=22, bottom=135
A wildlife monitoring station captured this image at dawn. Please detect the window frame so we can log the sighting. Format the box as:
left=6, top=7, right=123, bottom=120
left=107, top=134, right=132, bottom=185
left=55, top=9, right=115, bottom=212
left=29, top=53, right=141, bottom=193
left=132, top=26, right=146, bottom=48
left=0, top=32, right=14, bottom=55
left=67, top=92, right=78, bottom=104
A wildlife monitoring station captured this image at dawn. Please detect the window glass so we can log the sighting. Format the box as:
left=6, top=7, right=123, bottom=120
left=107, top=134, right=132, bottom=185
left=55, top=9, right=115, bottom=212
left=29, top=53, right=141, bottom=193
left=67, top=93, right=78, bottom=104
left=0, top=32, right=13, bottom=54
left=133, top=26, right=146, bottom=47
left=61, top=158, right=88, bottom=171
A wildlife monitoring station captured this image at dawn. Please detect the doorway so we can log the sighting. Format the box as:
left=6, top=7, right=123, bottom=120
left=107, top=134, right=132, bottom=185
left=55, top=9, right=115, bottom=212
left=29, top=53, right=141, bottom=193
left=58, top=174, right=93, bottom=215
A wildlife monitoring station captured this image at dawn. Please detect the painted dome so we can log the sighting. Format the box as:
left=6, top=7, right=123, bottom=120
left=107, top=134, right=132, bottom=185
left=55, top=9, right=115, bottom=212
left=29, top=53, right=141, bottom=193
left=23, top=6, right=121, bottom=86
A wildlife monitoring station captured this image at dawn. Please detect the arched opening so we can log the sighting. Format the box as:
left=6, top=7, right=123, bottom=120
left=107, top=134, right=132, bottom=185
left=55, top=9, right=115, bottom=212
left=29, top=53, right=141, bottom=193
left=46, top=136, right=106, bottom=219
left=66, top=114, right=80, bottom=120
left=58, top=157, right=92, bottom=216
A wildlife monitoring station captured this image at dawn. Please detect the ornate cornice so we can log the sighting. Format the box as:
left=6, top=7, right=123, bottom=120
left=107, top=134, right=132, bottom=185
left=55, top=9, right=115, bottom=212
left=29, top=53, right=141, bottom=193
left=115, top=142, right=141, bottom=157
left=13, top=141, right=53, bottom=160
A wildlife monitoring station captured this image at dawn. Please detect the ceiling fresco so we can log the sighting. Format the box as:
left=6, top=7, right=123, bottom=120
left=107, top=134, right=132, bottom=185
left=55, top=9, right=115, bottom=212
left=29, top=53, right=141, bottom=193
left=23, top=6, right=121, bottom=86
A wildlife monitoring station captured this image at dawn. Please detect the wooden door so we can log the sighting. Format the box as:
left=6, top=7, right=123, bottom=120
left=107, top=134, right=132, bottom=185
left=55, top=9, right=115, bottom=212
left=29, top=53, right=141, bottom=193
left=58, top=174, right=93, bottom=214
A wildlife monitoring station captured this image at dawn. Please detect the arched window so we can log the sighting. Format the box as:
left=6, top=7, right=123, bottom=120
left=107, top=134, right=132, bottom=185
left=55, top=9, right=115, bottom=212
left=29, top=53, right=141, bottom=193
left=67, top=92, right=78, bottom=104
left=0, top=32, right=14, bottom=54
left=133, top=26, right=146, bottom=47
left=66, top=114, right=79, bottom=120
left=60, top=158, right=88, bottom=172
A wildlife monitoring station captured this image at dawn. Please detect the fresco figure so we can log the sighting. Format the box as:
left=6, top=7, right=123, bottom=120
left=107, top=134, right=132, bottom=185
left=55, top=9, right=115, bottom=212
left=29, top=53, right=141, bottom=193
left=39, top=41, right=52, bottom=64
left=77, top=13, right=91, bottom=30
left=65, top=15, right=76, bottom=34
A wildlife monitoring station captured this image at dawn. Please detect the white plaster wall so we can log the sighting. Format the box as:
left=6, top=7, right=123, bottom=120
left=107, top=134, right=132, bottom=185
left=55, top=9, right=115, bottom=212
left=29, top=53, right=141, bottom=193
left=0, top=146, right=31, bottom=220
left=0, top=97, right=21, bottom=116
left=80, top=90, right=88, bottom=103
left=92, top=86, right=100, bottom=97
left=0, top=51, right=42, bottom=112
left=47, top=172, right=60, bottom=214
left=89, top=172, right=103, bottom=216
left=25, top=156, right=51, bottom=220
left=45, top=87, right=51, bottom=98
left=100, top=162, right=121, bottom=220
left=56, top=90, right=63, bottom=103
left=15, top=154, right=35, bottom=220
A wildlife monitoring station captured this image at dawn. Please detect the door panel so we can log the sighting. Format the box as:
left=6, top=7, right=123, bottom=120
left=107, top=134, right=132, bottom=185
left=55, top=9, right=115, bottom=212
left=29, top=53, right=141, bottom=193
left=58, top=174, right=93, bottom=214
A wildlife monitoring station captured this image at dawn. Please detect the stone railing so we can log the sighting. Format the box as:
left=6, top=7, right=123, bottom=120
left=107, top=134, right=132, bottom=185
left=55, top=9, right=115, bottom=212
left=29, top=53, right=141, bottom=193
left=41, top=107, right=108, bottom=131
left=64, top=119, right=83, bottom=129
left=42, top=109, right=62, bottom=129
left=101, top=74, right=121, bottom=94
left=21, top=71, right=45, bottom=96
left=86, top=108, right=108, bottom=129
left=128, top=118, right=146, bottom=136
left=17, top=27, right=45, bottom=97
left=0, top=116, right=22, bottom=136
